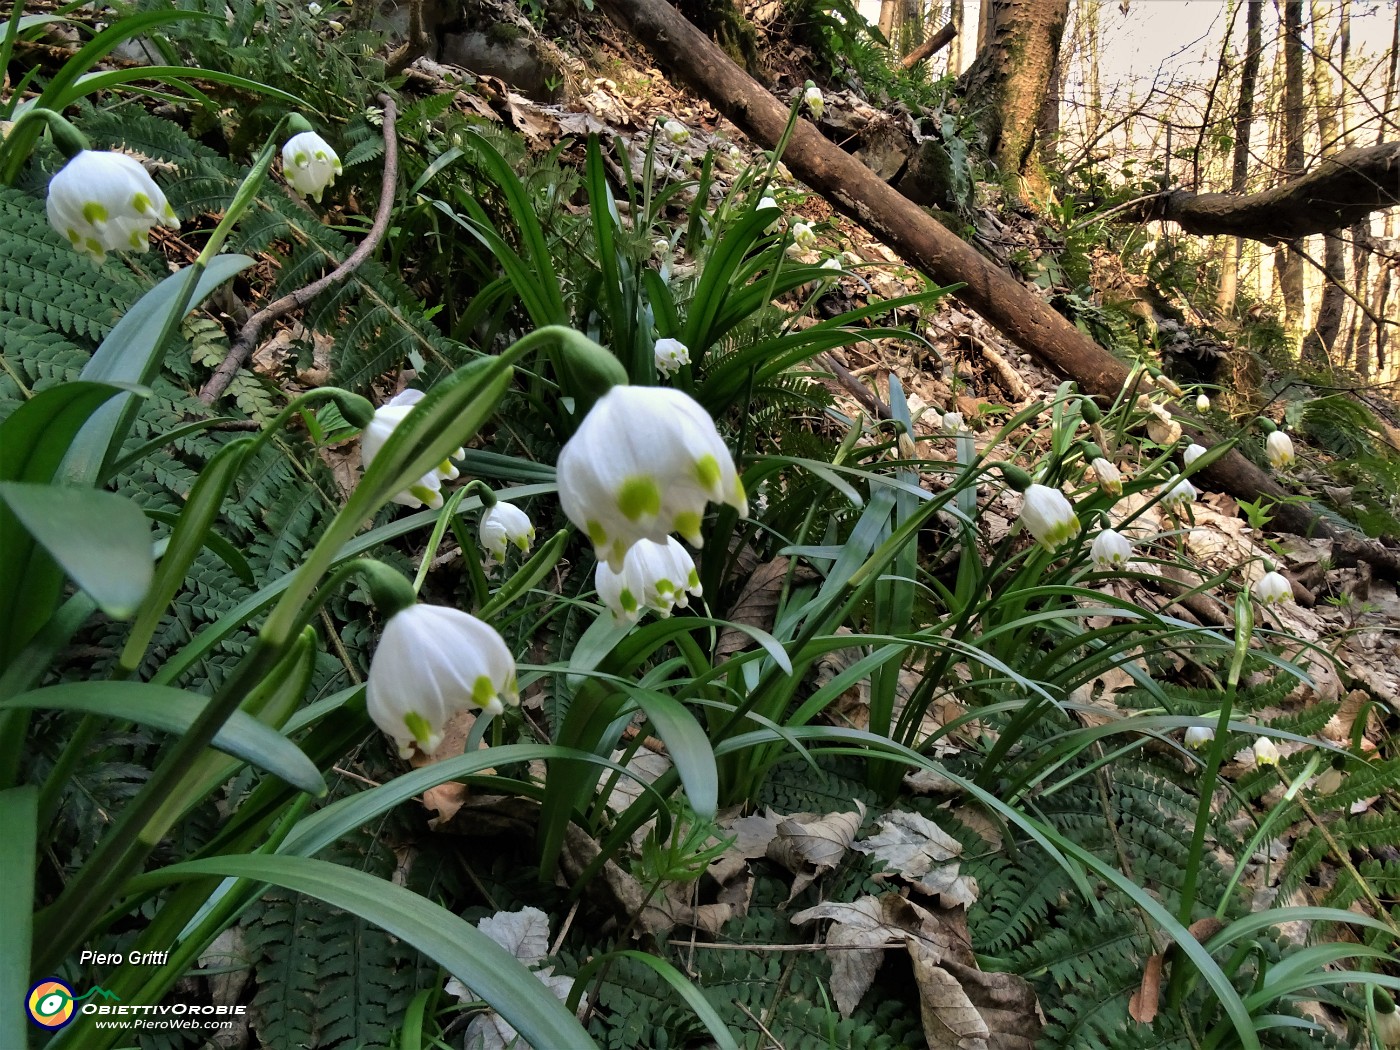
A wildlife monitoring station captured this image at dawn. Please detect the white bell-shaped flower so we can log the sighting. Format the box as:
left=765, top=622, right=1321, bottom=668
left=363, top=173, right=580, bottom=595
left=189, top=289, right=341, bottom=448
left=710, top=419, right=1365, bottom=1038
left=1159, top=477, right=1197, bottom=512
left=479, top=502, right=534, bottom=561
left=558, top=386, right=747, bottom=570
left=46, top=150, right=179, bottom=263
left=1252, top=736, right=1281, bottom=766
left=654, top=336, right=691, bottom=377
left=1196, top=393, right=1211, bottom=413
left=662, top=119, right=690, bottom=145
left=366, top=604, right=519, bottom=758
left=942, top=411, right=965, bottom=432
left=803, top=83, right=824, bottom=120
left=1019, top=483, right=1081, bottom=550
left=1184, top=724, right=1215, bottom=750
left=1266, top=430, right=1295, bottom=470
left=1091, top=457, right=1122, bottom=497
left=1253, top=569, right=1293, bottom=605
left=282, top=130, right=342, bottom=203
left=819, top=256, right=842, bottom=271
left=757, top=195, right=782, bottom=234
left=360, top=389, right=464, bottom=510
left=1090, top=528, right=1132, bottom=572
left=595, top=538, right=702, bottom=623
left=1183, top=443, right=1207, bottom=467
left=791, top=221, right=818, bottom=250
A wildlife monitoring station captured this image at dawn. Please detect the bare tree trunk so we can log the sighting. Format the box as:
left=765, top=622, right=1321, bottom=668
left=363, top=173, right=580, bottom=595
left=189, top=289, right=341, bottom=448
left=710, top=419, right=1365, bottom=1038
left=977, top=0, right=993, bottom=50
left=1037, top=52, right=1064, bottom=169
left=1082, top=0, right=1102, bottom=145
left=1217, top=0, right=1262, bottom=315
left=1300, top=0, right=1345, bottom=364
left=1279, top=0, right=1308, bottom=354
left=879, top=0, right=899, bottom=39
left=1360, top=2, right=1399, bottom=375
left=957, top=0, right=1071, bottom=195
left=948, top=0, right=964, bottom=74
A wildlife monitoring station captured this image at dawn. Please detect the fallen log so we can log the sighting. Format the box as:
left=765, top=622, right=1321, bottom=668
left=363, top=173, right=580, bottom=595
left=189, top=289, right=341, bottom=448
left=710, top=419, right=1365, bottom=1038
left=596, top=0, right=1400, bottom=576
left=1120, top=143, right=1400, bottom=243
left=898, top=22, right=957, bottom=70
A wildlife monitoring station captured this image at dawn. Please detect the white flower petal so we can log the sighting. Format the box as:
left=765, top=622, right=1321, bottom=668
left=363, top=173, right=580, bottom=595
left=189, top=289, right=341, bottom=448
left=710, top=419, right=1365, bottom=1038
left=46, top=150, right=179, bottom=263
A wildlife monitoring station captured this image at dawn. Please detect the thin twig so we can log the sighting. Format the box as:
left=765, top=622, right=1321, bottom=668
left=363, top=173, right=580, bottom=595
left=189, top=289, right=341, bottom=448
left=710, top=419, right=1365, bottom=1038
left=199, top=94, right=401, bottom=404
left=819, top=352, right=891, bottom=419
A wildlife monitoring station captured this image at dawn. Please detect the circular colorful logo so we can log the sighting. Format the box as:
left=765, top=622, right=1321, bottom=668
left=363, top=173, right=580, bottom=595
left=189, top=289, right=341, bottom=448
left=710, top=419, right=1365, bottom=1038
left=27, top=979, right=76, bottom=1029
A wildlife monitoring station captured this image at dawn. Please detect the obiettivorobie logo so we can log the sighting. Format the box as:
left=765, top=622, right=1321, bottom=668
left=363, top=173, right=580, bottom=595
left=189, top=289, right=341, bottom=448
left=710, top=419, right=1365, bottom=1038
left=26, top=980, right=120, bottom=1029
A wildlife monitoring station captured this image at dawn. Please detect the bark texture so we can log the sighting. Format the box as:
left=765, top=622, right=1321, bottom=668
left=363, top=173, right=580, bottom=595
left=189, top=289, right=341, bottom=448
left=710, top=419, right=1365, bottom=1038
left=595, top=0, right=1400, bottom=565
left=1216, top=0, right=1262, bottom=314
left=900, top=21, right=958, bottom=69
left=1121, top=143, right=1400, bottom=242
left=955, top=0, right=1069, bottom=186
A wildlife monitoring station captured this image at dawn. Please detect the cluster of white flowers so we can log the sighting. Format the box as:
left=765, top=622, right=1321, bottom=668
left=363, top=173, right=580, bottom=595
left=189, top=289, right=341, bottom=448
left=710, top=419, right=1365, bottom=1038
left=595, top=537, right=702, bottom=622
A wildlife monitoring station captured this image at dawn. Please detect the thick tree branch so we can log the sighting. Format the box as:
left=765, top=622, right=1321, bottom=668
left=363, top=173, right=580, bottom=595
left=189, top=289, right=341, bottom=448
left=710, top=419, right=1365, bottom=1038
left=199, top=96, right=400, bottom=405
left=1121, top=142, right=1400, bottom=243
left=596, top=0, right=1400, bottom=572
left=898, top=22, right=957, bottom=70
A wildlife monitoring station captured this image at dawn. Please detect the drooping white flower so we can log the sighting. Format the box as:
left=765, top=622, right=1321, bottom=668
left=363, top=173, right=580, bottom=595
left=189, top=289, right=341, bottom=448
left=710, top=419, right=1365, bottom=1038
left=1196, top=393, right=1211, bottom=413
left=942, top=411, right=965, bottom=432
left=46, top=150, right=179, bottom=263
left=281, top=130, right=342, bottom=202
left=1091, top=457, right=1122, bottom=497
left=557, top=386, right=747, bottom=570
left=1155, top=373, right=1184, bottom=397
left=1019, top=484, right=1081, bottom=550
left=308, top=1, right=322, bottom=13
left=1252, top=736, right=1281, bottom=766
left=1266, top=430, right=1295, bottom=470
left=1159, top=477, right=1197, bottom=512
left=360, top=389, right=464, bottom=510
left=366, top=605, right=519, bottom=758
left=1090, top=528, right=1132, bottom=572
left=803, top=82, right=824, bottom=119
left=653, top=336, right=691, bottom=377
left=1183, top=443, right=1207, bottom=467
left=757, top=195, right=783, bottom=234
left=662, top=119, right=691, bottom=145
left=819, top=256, right=842, bottom=272
left=595, top=537, right=703, bottom=622
left=791, top=221, right=818, bottom=249
left=479, top=502, right=535, bottom=561
left=1253, top=569, right=1293, bottom=605
left=1185, top=724, right=1216, bottom=750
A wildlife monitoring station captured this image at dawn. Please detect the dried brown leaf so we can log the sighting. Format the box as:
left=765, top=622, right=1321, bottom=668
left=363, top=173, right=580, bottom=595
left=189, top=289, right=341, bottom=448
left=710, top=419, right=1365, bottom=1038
left=1128, top=952, right=1164, bottom=1024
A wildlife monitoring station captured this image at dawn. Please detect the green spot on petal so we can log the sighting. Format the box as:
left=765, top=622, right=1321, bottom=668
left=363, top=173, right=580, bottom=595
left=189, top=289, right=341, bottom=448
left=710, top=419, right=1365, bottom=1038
left=472, top=675, right=496, bottom=706
left=695, top=453, right=722, bottom=491
left=132, top=192, right=153, bottom=216
left=587, top=520, right=608, bottom=548
left=409, top=484, right=436, bottom=505
left=674, top=510, right=702, bottom=540
left=82, top=201, right=108, bottom=224
left=654, top=577, right=674, bottom=595
left=687, top=569, right=700, bottom=588
left=620, top=589, right=638, bottom=612
left=403, top=710, right=433, bottom=748
left=617, top=476, right=661, bottom=521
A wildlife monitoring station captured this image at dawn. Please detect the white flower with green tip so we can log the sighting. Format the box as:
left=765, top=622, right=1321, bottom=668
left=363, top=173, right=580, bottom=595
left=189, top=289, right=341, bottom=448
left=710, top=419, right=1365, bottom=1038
left=1019, top=483, right=1081, bottom=550
left=359, top=389, right=464, bottom=510
left=1185, top=724, right=1215, bottom=750
left=653, top=337, right=690, bottom=377
left=1253, top=569, right=1293, bottom=605
left=557, top=386, right=747, bottom=571
left=1196, top=393, right=1211, bottom=412
left=1090, top=528, right=1132, bottom=572
left=791, top=221, right=818, bottom=250
left=803, top=83, right=824, bottom=120
left=663, top=119, right=690, bottom=144
left=596, top=536, right=702, bottom=622
left=46, top=150, right=179, bottom=263
left=1091, top=457, right=1122, bottom=496
left=1183, top=443, right=1207, bottom=467
left=1266, top=430, right=1295, bottom=470
left=366, top=604, right=519, bottom=758
left=1252, top=736, right=1281, bottom=766
left=281, top=130, right=342, bottom=202
left=479, top=502, right=535, bottom=561
left=1159, top=477, right=1197, bottom=512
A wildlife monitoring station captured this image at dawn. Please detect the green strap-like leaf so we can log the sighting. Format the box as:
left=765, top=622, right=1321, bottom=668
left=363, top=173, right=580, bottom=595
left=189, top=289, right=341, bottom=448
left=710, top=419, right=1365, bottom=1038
left=0, top=786, right=35, bottom=1050
left=145, top=854, right=598, bottom=1050
left=0, top=482, right=153, bottom=619
left=0, top=683, right=324, bottom=796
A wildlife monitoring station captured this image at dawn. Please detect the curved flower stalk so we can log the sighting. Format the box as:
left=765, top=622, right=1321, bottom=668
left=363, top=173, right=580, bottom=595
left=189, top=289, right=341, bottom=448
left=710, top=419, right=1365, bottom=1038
left=595, top=537, right=702, bottom=622
left=479, top=502, right=535, bottom=562
left=360, top=389, right=465, bottom=509
left=1018, top=483, right=1080, bottom=550
left=557, top=385, right=747, bottom=570
left=46, top=150, right=179, bottom=262
left=282, top=130, right=342, bottom=202
left=366, top=604, right=520, bottom=758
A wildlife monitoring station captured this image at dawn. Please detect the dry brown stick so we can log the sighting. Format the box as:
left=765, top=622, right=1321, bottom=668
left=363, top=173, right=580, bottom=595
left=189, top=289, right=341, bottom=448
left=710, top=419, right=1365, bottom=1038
left=198, top=94, right=401, bottom=404
left=820, top=352, right=891, bottom=419
left=897, top=22, right=957, bottom=70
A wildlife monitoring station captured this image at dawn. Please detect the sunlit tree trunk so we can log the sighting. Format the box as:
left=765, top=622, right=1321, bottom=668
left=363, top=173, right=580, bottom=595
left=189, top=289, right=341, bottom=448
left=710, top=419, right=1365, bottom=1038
left=1357, top=2, right=1399, bottom=378
left=957, top=0, right=1071, bottom=196
left=948, top=0, right=965, bottom=74
left=1301, top=0, right=1344, bottom=365
left=1278, top=0, right=1308, bottom=355
left=1216, top=0, right=1262, bottom=316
